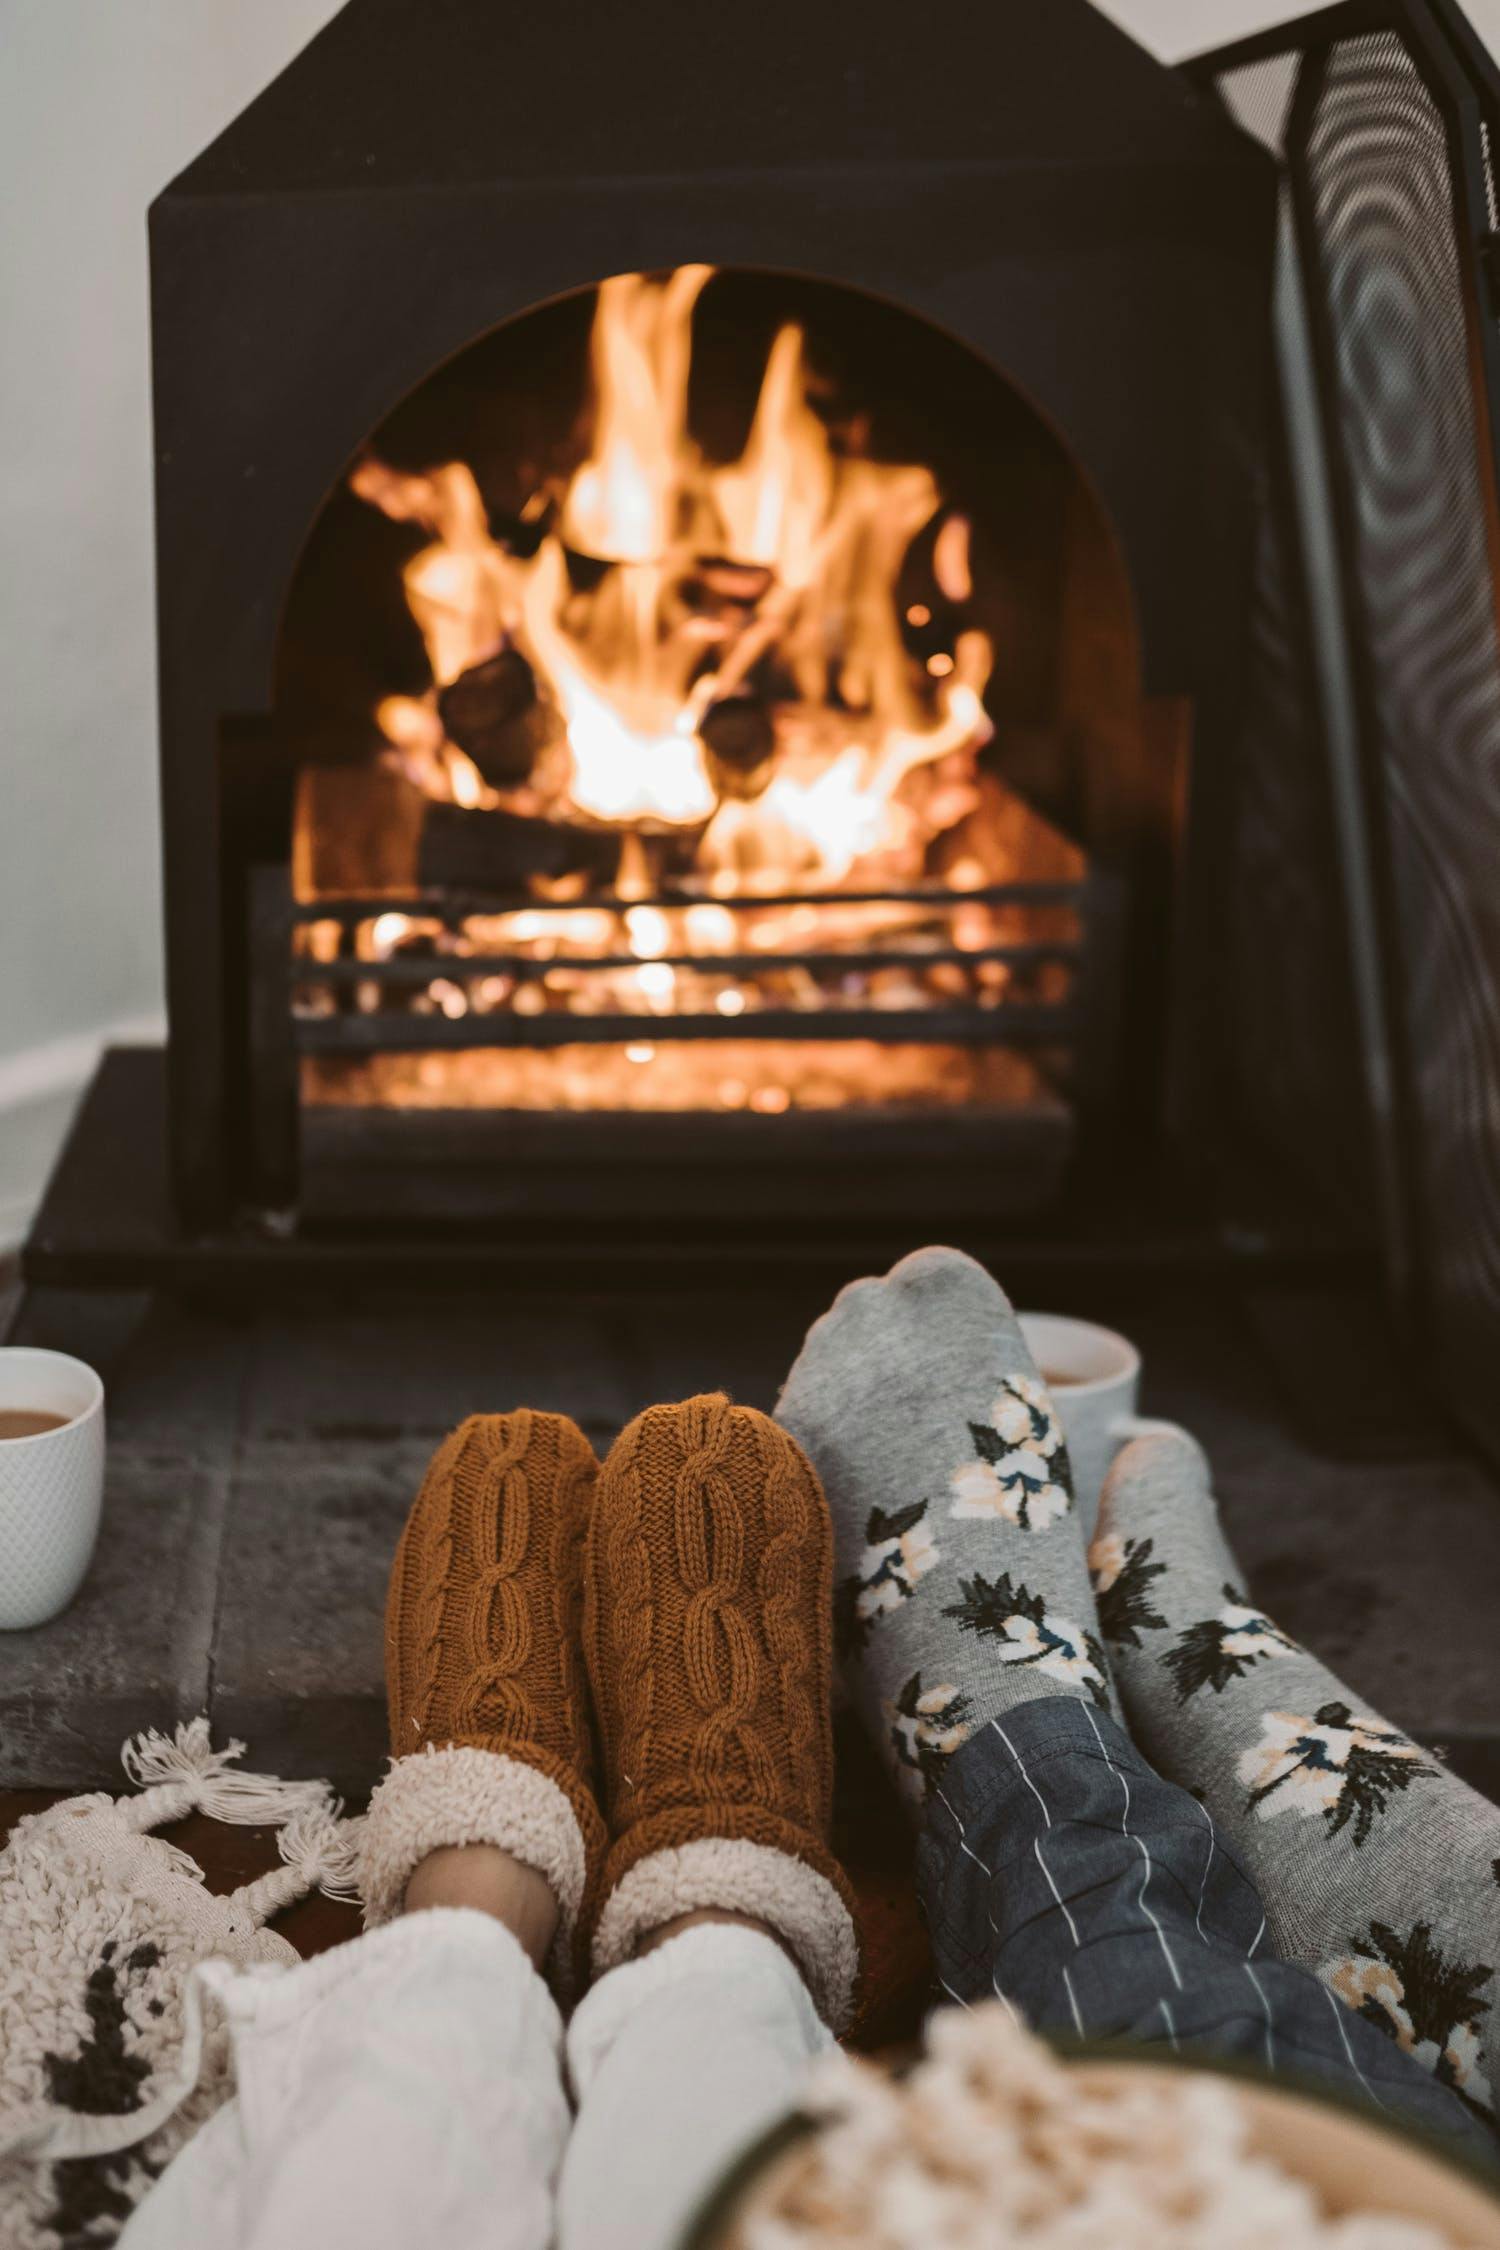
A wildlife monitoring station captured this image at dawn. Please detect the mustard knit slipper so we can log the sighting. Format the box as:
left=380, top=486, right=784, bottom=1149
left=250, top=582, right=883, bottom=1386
left=582, top=1394, right=860, bottom=2032
left=359, top=1411, right=607, bottom=1991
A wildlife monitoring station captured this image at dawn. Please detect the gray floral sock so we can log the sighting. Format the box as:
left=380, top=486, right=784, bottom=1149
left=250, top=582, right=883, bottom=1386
left=1091, top=1428, right=1500, bottom=2124
left=775, top=1246, right=1116, bottom=1817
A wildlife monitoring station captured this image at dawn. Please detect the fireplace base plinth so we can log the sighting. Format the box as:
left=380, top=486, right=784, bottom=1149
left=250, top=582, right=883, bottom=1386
left=24, top=1046, right=1370, bottom=1298
left=299, top=1050, right=1072, bottom=1229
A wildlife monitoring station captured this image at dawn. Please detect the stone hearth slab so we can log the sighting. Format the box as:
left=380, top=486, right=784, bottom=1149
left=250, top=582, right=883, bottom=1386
left=0, top=1293, right=244, bottom=1780
left=4, top=1279, right=1499, bottom=1800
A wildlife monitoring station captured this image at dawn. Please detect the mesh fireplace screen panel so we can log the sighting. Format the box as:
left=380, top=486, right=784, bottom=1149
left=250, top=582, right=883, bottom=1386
left=1193, top=51, right=1377, bottom=1224
left=1298, top=27, right=1500, bottom=1424
left=1224, top=438, right=1376, bottom=1220
left=1203, top=4, right=1500, bottom=1457
left=1199, top=1, right=1500, bottom=1461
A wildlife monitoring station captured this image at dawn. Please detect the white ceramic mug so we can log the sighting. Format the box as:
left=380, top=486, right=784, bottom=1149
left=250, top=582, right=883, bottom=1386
left=0, top=1347, right=106, bottom=1629
left=1017, top=1313, right=1184, bottom=1539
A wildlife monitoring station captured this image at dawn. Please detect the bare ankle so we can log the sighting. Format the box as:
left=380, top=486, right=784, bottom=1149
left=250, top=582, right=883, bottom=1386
left=403, top=1843, right=558, bottom=1968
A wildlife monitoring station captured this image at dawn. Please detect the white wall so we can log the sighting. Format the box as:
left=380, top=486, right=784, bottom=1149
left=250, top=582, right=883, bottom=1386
left=1105, top=0, right=1500, bottom=56
left=0, top=0, right=345, bottom=1243
left=1, top=0, right=1496, bottom=1243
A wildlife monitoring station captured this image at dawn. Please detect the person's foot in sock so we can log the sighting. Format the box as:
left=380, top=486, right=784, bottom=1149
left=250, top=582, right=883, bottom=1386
left=1091, top=1429, right=1500, bottom=2123
left=776, top=1246, right=1117, bottom=1815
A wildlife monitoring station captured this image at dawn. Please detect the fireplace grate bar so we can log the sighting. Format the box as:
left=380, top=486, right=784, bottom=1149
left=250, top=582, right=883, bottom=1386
left=293, top=878, right=1087, bottom=925
left=295, top=1004, right=1075, bottom=1054
left=297, top=940, right=1080, bottom=988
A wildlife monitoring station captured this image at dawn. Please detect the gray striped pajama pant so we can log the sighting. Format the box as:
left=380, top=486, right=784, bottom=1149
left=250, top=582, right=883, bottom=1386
left=915, top=1695, right=1497, bottom=2166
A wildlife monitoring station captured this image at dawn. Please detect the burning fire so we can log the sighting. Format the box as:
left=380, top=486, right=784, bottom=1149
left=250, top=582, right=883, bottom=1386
left=299, top=269, right=1092, bottom=1117
left=348, top=265, right=993, bottom=878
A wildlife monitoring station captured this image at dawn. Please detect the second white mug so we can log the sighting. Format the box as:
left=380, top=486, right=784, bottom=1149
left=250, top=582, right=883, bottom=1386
left=1016, top=1312, right=1184, bottom=1539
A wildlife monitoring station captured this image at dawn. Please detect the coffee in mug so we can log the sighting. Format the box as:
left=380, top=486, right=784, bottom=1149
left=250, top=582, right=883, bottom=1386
left=0, top=1409, right=72, bottom=1440
left=0, top=1348, right=106, bottom=1628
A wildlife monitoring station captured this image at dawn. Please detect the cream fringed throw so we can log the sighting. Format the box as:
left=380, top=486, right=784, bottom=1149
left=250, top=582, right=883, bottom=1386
left=0, top=1720, right=362, bottom=2250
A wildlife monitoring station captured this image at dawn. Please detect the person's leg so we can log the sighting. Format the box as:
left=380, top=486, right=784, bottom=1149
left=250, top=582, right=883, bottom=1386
left=915, top=1693, right=1493, bottom=2159
left=362, top=1409, right=609, bottom=1989
left=555, top=1395, right=861, bottom=2250
left=1091, top=1430, right=1500, bottom=2127
left=119, top=1850, right=571, bottom=2250
left=776, top=1249, right=1494, bottom=2154
left=776, top=1246, right=1117, bottom=1816
left=558, top=1923, right=832, bottom=2250
left=579, top=1395, right=861, bottom=2030
left=125, top=1409, right=613, bottom=2249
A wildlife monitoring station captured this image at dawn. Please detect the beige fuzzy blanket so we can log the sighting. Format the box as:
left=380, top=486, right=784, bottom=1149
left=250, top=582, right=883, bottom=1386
left=0, top=1721, right=360, bottom=2250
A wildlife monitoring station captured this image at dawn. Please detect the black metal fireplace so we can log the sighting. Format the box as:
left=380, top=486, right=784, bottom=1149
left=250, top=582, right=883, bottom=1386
left=124, top=0, right=1278, bottom=1252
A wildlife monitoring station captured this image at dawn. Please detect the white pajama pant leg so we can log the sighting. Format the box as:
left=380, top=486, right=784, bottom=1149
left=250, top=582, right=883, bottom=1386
left=119, top=1908, right=570, bottom=2250
left=559, top=1925, right=833, bottom=2250
left=120, top=1912, right=829, bottom=2250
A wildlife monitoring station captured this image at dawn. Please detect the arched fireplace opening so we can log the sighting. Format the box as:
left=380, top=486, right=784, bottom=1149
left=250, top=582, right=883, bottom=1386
left=259, top=267, right=1167, bottom=1227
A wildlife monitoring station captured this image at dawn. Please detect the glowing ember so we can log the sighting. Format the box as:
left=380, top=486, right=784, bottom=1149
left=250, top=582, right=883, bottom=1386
left=302, top=1043, right=1060, bottom=1118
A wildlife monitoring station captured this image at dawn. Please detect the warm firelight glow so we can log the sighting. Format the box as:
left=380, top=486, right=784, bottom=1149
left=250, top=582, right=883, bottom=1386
left=350, top=266, right=994, bottom=872
left=302, top=269, right=1092, bottom=1117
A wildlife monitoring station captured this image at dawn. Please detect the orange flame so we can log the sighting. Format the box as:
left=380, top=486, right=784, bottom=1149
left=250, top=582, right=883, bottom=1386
left=351, top=267, right=993, bottom=877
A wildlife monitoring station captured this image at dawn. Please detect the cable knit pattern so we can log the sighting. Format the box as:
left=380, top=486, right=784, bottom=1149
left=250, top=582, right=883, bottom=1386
left=454, top=1413, right=536, bottom=1741
left=550, top=1426, right=593, bottom=1769
left=758, top=1434, right=819, bottom=1811
left=677, top=1397, right=778, bottom=1805
left=405, top=1422, right=465, bottom=1742
left=602, top=1424, right=657, bottom=1810
left=583, top=1396, right=860, bottom=2031
left=370, top=1412, right=607, bottom=1992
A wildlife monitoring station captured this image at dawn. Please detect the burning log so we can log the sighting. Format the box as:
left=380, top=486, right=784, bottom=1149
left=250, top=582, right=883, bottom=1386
left=417, top=801, right=621, bottom=892
left=437, top=649, right=562, bottom=788
left=294, top=763, right=622, bottom=899
left=700, top=695, right=776, bottom=801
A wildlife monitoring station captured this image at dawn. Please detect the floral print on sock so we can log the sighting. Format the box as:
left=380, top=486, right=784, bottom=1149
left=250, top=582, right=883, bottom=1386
left=1238, top=1702, right=1434, bottom=1846
left=1325, top=1920, right=1494, bottom=2117
left=885, top=1672, right=974, bottom=1802
left=949, top=1376, right=1072, bottom=1531
left=943, top=1570, right=1110, bottom=1707
left=1163, top=1585, right=1299, bottom=1702
left=836, top=1499, right=940, bottom=1655
left=1089, top=1532, right=1167, bottom=1649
